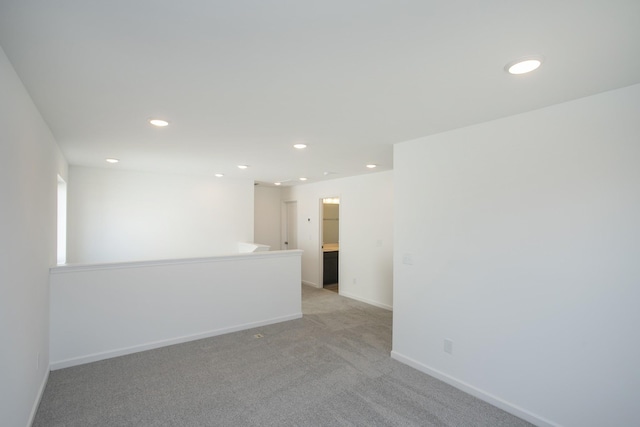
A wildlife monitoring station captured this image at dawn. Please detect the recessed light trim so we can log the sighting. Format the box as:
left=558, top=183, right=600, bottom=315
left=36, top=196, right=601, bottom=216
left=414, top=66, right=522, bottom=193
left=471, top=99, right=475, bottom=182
left=274, top=182, right=282, bottom=186
left=215, top=173, right=224, bottom=178
left=293, top=143, right=307, bottom=149
left=149, top=119, right=169, bottom=127
left=299, top=177, right=307, bottom=181
left=366, top=164, right=377, bottom=169
left=105, top=158, right=119, bottom=164
left=237, top=165, right=249, bottom=169
left=505, top=56, right=543, bottom=75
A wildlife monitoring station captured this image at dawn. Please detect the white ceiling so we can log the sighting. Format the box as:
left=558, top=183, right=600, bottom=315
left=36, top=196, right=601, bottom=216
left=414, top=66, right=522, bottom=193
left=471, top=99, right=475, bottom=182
left=1, top=1, right=639, bottom=185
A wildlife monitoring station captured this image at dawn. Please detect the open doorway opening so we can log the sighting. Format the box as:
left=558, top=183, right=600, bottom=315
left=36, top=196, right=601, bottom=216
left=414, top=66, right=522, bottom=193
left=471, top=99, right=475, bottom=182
left=321, top=197, right=339, bottom=292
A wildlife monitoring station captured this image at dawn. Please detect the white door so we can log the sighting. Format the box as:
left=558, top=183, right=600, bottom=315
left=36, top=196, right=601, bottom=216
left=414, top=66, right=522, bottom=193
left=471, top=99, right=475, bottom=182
left=283, top=201, right=297, bottom=250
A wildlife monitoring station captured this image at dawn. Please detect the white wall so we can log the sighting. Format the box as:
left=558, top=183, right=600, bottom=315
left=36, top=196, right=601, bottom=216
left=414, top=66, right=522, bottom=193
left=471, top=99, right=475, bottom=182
left=67, top=166, right=254, bottom=264
left=392, top=84, right=640, bottom=427
left=254, top=185, right=282, bottom=250
left=0, top=46, right=67, bottom=427
left=283, top=171, right=393, bottom=309
left=50, top=251, right=302, bottom=369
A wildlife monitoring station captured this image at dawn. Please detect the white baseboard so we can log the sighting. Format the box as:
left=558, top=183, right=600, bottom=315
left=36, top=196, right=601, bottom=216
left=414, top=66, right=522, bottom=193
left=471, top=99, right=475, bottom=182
left=340, top=291, right=393, bottom=311
left=50, top=313, right=302, bottom=370
left=302, top=280, right=321, bottom=288
left=28, top=369, right=49, bottom=427
left=390, top=351, right=559, bottom=427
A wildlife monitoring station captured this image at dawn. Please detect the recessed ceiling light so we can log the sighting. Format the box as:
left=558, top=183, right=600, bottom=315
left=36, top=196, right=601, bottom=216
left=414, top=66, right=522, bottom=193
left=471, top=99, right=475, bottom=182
left=215, top=173, right=224, bottom=178
left=366, top=164, right=377, bottom=169
left=299, top=177, right=307, bottom=181
left=505, top=57, right=543, bottom=75
left=274, top=182, right=282, bottom=186
left=149, top=119, right=169, bottom=127
left=293, top=143, right=307, bottom=149
left=237, top=165, right=249, bottom=169
left=105, top=158, right=119, bottom=164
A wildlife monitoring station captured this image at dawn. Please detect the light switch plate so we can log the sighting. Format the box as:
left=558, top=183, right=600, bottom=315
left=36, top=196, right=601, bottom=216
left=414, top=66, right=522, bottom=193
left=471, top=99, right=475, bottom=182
left=444, top=339, right=453, bottom=355
left=402, top=253, right=413, bottom=265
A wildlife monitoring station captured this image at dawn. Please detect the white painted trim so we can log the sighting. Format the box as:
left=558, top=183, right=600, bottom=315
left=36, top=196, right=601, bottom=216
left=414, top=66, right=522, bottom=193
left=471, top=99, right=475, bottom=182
left=390, top=351, right=560, bottom=427
left=50, top=249, right=303, bottom=274
left=28, top=369, right=49, bottom=427
left=302, top=280, right=321, bottom=288
left=51, top=313, right=301, bottom=370
left=340, top=291, right=393, bottom=311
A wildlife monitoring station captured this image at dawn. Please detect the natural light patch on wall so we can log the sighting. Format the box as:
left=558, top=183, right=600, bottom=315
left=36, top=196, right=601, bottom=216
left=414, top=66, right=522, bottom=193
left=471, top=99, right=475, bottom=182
left=57, top=175, right=67, bottom=265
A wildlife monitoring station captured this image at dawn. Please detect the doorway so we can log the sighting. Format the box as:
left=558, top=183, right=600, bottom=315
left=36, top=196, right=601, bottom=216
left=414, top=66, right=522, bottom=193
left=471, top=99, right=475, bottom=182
left=321, top=197, right=339, bottom=292
left=282, top=201, right=297, bottom=250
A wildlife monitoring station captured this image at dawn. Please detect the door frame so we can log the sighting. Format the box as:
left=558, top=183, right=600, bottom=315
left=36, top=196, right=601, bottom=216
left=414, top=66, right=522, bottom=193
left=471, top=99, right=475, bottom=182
left=319, top=196, right=340, bottom=291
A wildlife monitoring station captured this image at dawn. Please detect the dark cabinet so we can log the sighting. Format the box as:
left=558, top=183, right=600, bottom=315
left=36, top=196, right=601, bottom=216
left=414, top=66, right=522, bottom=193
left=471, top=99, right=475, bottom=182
left=323, top=251, right=339, bottom=285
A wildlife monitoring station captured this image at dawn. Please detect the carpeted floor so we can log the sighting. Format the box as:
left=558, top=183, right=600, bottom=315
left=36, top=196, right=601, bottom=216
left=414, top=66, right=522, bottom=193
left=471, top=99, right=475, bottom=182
left=33, top=285, right=532, bottom=426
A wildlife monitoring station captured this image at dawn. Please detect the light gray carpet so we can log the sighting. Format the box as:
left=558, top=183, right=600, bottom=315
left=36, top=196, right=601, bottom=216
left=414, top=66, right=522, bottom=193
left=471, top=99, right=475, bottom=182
left=34, top=285, right=532, bottom=426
